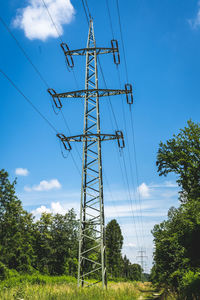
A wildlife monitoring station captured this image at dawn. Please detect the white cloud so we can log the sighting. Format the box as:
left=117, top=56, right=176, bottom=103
left=32, top=201, right=66, bottom=219
left=13, top=0, right=75, bottom=41
left=189, top=1, right=200, bottom=29
left=24, top=179, right=61, bottom=192
left=124, top=242, right=136, bottom=248
left=149, top=181, right=177, bottom=188
left=15, top=168, right=29, bottom=176
left=105, top=203, right=151, bottom=218
left=138, top=182, right=150, bottom=199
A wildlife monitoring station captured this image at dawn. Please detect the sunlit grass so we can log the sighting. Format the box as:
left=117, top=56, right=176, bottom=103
left=0, top=280, right=155, bottom=300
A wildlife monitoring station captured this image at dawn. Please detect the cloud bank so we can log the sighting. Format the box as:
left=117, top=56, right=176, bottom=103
left=13, top=0, right=75, bottom=41
left=15, top=168, right=29, bottom=176
left=24, top=179, right=61, bottom=191
left=189, top=1, right=200, bottom=29
left=138, top=182, right=150, bottom=199
left=32, top=201, right=65, bottom=218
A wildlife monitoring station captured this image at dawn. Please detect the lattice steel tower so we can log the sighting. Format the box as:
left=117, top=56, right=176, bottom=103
left=48, top=19, right=133, bottom=288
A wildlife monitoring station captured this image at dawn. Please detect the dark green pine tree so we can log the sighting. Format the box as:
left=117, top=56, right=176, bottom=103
left=0, top=169, right=35, bottom=272
left=106, top=219, right=123, bottom=278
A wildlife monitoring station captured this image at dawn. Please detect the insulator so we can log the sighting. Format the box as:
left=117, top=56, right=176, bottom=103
left=111, top=40, right=120, bottom=65
left=47, top=88, right=62, bottom=109
left=115, top=130, right=125, bottom=149
left=125, top=83, right=133, bottom=105
left=60, top=43, right=74, bottom=68
left=57, top=134, right=72, bottom=151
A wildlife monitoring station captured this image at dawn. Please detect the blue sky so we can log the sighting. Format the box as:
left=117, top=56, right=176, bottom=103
left=1, top=0, right=200, bottom=272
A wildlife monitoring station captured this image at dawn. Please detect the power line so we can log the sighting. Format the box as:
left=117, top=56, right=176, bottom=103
left=40, top=0, right=80, bottom=89
left=37, top=1, right=82, bottom=166
left=0, top=68, right=58, bottom=134
left=98, top=57, right=141, bottom=249
left=129, top=110, right=145, bottom=242
left=0, top=15, right=61, bottom=115
left=80, top=0, right=142, bottom=250
left=85, top=0, right=92, bottom=19
left=116, top=69, right=144, bottom=244
left=105, top=0, right=115, bottom=40
left=96, top=3, right=143, bottom=246
left=81, top=0, right=90, bottom=24
left=105, top=0, right=145, bottom=246
left=0, top=16, right=49, bottom=89
left=116, top=0, right=129, bottom=82
left=0, top=15, right=81, bottom=175
left=40, top=0, right=63, bottom=44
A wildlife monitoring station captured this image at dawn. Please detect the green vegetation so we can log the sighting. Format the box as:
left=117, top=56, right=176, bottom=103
left=0, top=168, right=142, bottom=292
left=0, top=279, right=154, bottom=300
left=106, top=219, right=142, bottom=281
left=152, top=120, right=200, bottom=299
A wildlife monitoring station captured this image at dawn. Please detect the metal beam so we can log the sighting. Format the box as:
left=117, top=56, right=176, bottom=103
left=48, top=88, right=132, bottom=99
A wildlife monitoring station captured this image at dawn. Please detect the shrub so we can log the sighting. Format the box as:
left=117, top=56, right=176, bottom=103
left=0, top=274, right=77, bottom=288
left=180, top=270, right=200, bottom=299
left=0, top=262, right=18, bottom=281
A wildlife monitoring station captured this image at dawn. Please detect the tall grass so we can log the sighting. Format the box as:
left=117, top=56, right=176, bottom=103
left=0, top=274, right=76, bottom=288
left=0, top=277, right=151, bottom=300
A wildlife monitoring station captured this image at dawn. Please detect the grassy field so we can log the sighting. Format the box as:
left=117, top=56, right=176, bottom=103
left=0, top=277, right=158, bottom=300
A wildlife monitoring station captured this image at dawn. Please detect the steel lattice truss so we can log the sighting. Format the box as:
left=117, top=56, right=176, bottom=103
left=48, top=87, right=133, bottom=109
left=49, top=19, right=132, bottom=288
left=77, top=20, right=107, bottom=288
left=49, top=88, right=130, bottom=99
left=57, top=132, right=125, bottom=151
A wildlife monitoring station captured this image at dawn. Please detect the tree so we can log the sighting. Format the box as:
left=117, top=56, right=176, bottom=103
left=156, top=120, right=200, bottom=202
left=34, top=212, right=54, bottom=274
left=152, top=201, right=200, bottom=290
left=106, top=219, right=123, bottom=278
left=34, top=209, right=79, bottom=275
left=0, top=169, right=35, bottom=272
left=50, top=209, right=78, bottom=275
left=152, top=120, right=200, bottom=295
left=122, top=255, right=142, bottom=281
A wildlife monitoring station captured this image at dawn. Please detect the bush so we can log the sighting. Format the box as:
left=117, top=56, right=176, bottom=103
left=180, top=270, right=200, bottom=299
left=0, top=274, right=77, bottom=288
left=0, top=262, right=19, bottom=281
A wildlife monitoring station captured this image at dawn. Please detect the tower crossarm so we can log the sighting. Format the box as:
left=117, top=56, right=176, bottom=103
left=48, top=86, right=133, bottom=107
left=61, top=39, right=120, bottom=67
left=61, top=46, right=118, bottom=56
left=57, top=131, right=125, bottom=149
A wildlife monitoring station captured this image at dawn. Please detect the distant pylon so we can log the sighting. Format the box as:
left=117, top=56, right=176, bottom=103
left=48, top=19, right=133, bottom=288
left=137, top=249, right=148, bottom=281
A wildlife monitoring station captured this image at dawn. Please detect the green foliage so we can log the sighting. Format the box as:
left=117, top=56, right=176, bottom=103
left=180, top=270, right=200, bottom=299
left=0, top=169, right=138, bottom=283
left=64, top=258, right=78, bottom=277
left=33, top=210, right=79, bottom=276
left=0, top=169, right=79, bottom=278
left=121, top=256, right=142, bottom=281
left=0, top=274, right=76, bottom=288
left=152, top=120, right=200, bottom=297
left=0, top=280, right=147, bottom=300
left=156, top=120, right=200, bottom=202
left=0, top=169, right=35, bottom=272
left=106, top=220, right=141, bottom=281
left=152, top=201, right=200, bottom=288
left=106, top=219, right=123, bottom=278
left=0, top=262, right=19, bottom=281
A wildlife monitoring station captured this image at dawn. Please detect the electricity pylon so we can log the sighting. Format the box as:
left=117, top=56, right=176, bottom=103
left=48, top=19, right=133, bottom=288
left=137, top=249, right=148, bottom=281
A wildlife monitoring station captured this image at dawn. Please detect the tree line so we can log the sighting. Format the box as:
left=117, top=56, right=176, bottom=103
left=0, top=169, right=141, bottom=281
left=151, top=120, right=200, bottom=299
